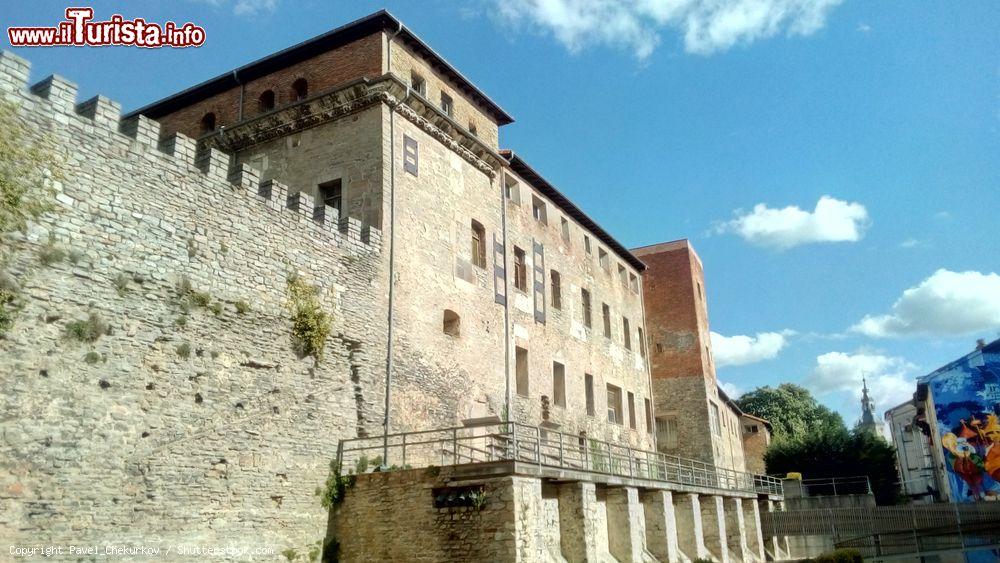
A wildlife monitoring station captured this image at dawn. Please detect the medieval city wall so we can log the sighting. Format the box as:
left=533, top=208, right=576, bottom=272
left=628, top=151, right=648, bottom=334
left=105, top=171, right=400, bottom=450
left=0, top=51, right=388, bottom=555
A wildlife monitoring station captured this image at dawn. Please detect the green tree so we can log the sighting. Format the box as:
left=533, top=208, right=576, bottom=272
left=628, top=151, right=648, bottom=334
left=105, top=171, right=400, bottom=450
left=766, top=428, right=901, bottom=505
left=736, top=383, right=845, bottom=441
left=0, top=101, right=59, bottom=236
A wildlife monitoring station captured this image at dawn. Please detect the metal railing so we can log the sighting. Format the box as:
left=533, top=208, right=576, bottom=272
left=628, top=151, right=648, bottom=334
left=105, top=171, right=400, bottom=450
left=800, top=476, right=872, bottom=497
left=337, top=421, right=782, bottom=496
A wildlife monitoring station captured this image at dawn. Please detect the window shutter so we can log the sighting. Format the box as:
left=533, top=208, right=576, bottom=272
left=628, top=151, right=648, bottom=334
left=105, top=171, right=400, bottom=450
left=493, top=233, right=506, bottom=305
left=533, top=239, right=545, bottom=324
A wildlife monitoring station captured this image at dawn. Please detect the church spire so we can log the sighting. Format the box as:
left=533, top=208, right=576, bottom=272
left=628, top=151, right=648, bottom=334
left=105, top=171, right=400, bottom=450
left=858, top=375, right=883, bottom=436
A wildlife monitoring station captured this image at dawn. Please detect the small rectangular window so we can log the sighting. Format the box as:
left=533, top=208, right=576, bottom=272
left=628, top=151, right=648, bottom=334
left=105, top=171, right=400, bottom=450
left=585, top=373, right=595, bottom=416
left=441, top=92, right=453, bottom=116
left=607, top=384, right=623, bottom=425
left=599, top=248, right=610, bottom=272
left=403, top=135, right=418, bottom=176
left=553, top=362, right=566, bottom=407
left=550, top=270, right=562, bottom=309
left=504, top=175, right=520, bottom=205
left=531, top=195, right=547, bottom=225
left=644, top=398, right=653, bottom=434
left=638, top=327, right=646, bottom=357
left=560, top=217, right=570, bottom=245
left=513, top=247, right=527, bottom=292
left=618, top=264, right=628, bottom=288
left=710, top=402, right=721, bottom=436
left=581, top=288, right=592, bottom=328
left=411, top=72, right=426, bottom=96
left=602, top=304, right=611, bottom=338
left=468, top=121, right=477, bottom=137
left=657, top=416, right=678, bottom=449
left=623, top=317, right=631, bottom=350
left=629, top=272, right=639, bottom=294
left=584, top=236, right=592, bottom=255
left=627, top=392, right=636, bottom=430
left=516, top=347, right=529, bottom=397
left=318, top=179, right=342, bottom=214
left=471, top=220, right=486, bottom=269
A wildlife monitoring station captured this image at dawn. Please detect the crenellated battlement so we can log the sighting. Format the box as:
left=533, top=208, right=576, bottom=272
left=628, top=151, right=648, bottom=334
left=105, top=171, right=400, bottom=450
left=0, top=49, right=381, bottom=255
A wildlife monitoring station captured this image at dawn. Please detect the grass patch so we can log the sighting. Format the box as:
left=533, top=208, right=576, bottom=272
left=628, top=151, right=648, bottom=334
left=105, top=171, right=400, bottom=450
left=176, top=342, right=191, bottom=359
left=234, top=300, right=250, bottom=315
left=84, top=351, right=101, bottom=364
left=113, top=273, right=130, bottom=296
left=37, top=238, right=65, bottom=266
left=64, top=312, right=108, bottom=343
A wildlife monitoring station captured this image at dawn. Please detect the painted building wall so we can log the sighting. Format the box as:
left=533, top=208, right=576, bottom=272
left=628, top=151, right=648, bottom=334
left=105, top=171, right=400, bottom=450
left=921, top=340, right=1000, bottom=502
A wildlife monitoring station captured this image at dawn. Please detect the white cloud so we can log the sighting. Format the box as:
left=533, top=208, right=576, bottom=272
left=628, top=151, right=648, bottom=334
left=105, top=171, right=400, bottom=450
left=493, top=0, right=843, bottom=58
left=809, top=351, right=917, bottom=417
left=900, top=238, right=920, bottom=248
left=856, top=22, right=872, bottom=33
left=194, top=0, right=278, bottom=16
left=711, top=330, right=791, bottom=367
left=718, top=380, right=742, bottom=399
left=716, top=195, right=870, bottom=249
left=852, top=269, right=1000, bottom=338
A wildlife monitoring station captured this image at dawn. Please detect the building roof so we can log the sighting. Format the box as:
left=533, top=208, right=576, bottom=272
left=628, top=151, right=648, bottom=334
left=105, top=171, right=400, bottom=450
left=631, top=238, right=704, bottom=268
left=126, top=10, right=514, bottom=125
left=918, top=336, right=1000, bottom=384
left=501, top=150, right=646, bottom=272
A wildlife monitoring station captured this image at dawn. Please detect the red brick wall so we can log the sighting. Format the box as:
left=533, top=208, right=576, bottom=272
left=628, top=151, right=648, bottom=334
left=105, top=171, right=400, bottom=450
left=153, top=33, right=384, bottom=139
left=633, top=240, right=710, bottom=381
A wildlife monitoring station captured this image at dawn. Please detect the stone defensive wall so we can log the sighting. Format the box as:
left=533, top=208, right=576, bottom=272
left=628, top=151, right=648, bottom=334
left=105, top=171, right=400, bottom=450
left=0, top=50, right=387, bottom=555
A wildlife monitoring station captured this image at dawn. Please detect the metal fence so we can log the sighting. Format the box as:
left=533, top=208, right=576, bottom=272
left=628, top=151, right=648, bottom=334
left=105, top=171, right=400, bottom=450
left=799, top=476, right=872, bottom=497
left=337, top=421, right=782, bottom=496
left=762, top=503, right=1000, bottom=558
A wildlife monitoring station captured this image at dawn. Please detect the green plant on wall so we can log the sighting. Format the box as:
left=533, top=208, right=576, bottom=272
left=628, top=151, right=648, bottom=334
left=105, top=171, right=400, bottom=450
left=286, top=273, right=332, bottom=363
left=0, top=101, right=61, bottom=236
left=317, top=460, right=356, bottom=510
left=64, top=312, right=109, bottom=343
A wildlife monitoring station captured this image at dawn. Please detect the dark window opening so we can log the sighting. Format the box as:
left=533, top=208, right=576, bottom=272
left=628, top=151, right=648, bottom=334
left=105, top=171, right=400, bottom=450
left=550, top=270, right=562, bottom=309
left=513, top=247, right=527, bottom=292
left=471, top=220, right=486, bottom=269
left=292, top=78, right=308, bottom=101
left=258, top=90, right=276, bottom=113
left=200, top=112, right=216, bottom=133
left=318, top=179, right=342, bottom=215
left=443, top=310, right=460, bottom=337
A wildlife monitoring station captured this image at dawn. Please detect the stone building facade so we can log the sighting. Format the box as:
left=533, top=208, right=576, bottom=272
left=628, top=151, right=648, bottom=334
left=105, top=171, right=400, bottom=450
left=0, top=9, right=657, bottom=554
left=741, top=413, right=772, bottom=475
left=633, top=239, right=750, bottom=472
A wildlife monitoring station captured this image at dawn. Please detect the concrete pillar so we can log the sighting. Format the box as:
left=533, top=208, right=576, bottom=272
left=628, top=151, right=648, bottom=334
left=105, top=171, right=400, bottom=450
left=607, top=486, right=646, bottom=562
left=674, top=493, right=708, bottom=561
left=725, top=498, right=749, bottom=563
left=743, top=500, right=765, bottom=562
left=642, top=490, right=680, bottom=562
left=557, top=482, right=599, bottom=563
left=701, top=495, right=728, bottom=563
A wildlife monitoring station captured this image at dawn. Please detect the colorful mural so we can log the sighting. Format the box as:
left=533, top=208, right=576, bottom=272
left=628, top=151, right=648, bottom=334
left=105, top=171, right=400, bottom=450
left=924, top=340, right=1000, bottom=502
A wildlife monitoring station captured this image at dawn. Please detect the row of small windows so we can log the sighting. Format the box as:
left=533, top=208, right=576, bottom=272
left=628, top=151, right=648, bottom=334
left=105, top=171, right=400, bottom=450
left=198, top=78, right=310, bottom=134
left=410, top=71, right=479, bottom=138
left=514, top=347, right=653, bottom=433
left=506, top=177, right=640, bottom=295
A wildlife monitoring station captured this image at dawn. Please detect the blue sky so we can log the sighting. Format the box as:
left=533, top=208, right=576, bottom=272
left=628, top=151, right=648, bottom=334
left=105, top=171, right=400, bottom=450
left=4, top=0, right=998, bottom=425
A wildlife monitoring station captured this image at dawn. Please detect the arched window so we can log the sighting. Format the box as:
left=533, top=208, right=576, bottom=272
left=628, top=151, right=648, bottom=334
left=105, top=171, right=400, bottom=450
left=258, top=90, right=275, bottom=113
left=442, top=310, right=460, bottom=337
left=200, top=112, right=216, bottom=133
left=292, top=78, right=308, bottom=101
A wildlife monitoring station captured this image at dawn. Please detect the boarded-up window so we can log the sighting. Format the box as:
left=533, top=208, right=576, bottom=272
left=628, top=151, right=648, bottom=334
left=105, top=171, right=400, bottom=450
left=638, top=327, right=646, bottom=357
left=516, top=347, right=529, bottom=397
left=581, top=288, right=592, bottom=328
left=403, top=135, right=418, bottom=176
left=553, top=362, right=566, bottom=407
left=471, top=220, right=486, bottom=269
left=644, top=398, right=653, bottom=434
left=532, top=240, right=545, bottom=324
left=550, top=270, right=562, bottom=309
left=585, top=373, right=595, bottom=416
left=599, top=248, right=610, bottom=272
left=602, top=304, right=611, bottom=338
left=627, top=392, right=637, bottom=429
left=513, top=247, right=527, bottom=292
left=584, top=235, right=592, bottom=255
left=623, top=317, right=631, bottom=350
left=560, top=217, right=570, bottom=245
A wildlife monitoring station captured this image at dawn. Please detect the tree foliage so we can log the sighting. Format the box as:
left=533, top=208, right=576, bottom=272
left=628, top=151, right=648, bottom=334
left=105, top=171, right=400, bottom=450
left=766, top=427, right=901, bottom=505
left=736, top=383, right=845, bottom=441
left=0, top=101, right=59, bottom=235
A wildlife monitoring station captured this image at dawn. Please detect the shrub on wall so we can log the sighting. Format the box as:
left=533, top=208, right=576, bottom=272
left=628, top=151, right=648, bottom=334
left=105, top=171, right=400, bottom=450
left=286, top=273, right=332, bottom=363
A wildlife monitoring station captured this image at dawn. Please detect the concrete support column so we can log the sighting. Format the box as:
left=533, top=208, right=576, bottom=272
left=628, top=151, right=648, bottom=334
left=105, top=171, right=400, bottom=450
left=642, top=490, right=680, bottom=563
left=725, top=498, right=749, bottom=563
left=674, top=493, right=708, bottom=561
left=701, top=495, right=728, bottom=563
left=607, top=486, right=646, bottom=562
left=557, top=482, right=599, bottom=563
left=743, top=500, right=765, bottom=562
